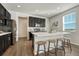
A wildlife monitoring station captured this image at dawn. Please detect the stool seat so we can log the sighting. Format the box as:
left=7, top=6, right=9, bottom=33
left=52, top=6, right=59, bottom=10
left=48, top=40, right=56, bottom=43
left=36, top=41, right=46, bottom=45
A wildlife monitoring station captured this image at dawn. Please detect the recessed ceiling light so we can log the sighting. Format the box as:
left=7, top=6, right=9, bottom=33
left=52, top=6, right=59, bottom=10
left=17, top=5, right=21, bottom=8
left=35, top=10, right=39, bottom=12
left=47, top=13, right=50, bottom=15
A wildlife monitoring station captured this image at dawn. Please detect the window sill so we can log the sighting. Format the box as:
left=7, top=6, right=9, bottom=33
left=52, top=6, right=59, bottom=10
left=63, top=30, right=76, bottom=33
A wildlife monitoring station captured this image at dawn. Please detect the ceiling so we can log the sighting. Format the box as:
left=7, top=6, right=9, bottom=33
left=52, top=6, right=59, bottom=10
left=2, top=3, right=79, bottom=17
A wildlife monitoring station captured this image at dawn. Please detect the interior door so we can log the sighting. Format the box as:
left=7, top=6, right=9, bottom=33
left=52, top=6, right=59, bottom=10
left=18, top=17, right=27, bottom=39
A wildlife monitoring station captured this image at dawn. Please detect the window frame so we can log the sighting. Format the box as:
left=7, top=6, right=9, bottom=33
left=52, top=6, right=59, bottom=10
left=63, top=12, right=76, bottom=32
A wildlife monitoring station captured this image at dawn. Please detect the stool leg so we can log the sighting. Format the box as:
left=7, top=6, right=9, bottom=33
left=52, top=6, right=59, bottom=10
left=48, top=41, right=50, bottom=55
left=67, top=40, right=69, bottom=46
left=54, top=42, right=57, bottom=56
left=55, top=48, right=57, bottom=56
left=55, top=40, right=58, bottom=56
left=37, top=44, right=39, bottom=56
left=63, top=41, right=65, bottom=56
left=44, top=44, right=46, bottom=56
left=63, top=47, right=65, bottom=56
left=69, top=40, right=72, bottom=53
left=62, top=40, right=65, bottom=56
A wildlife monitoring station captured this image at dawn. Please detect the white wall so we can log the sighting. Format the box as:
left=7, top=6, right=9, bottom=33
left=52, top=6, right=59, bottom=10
left=9, top=10, right=49, bottom=41
left=49, top=5, right=79, bottom=45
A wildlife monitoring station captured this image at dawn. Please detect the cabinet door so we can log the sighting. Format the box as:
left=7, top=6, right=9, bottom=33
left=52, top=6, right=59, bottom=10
left=0, top=37, right=2, bottom=55
left=0, top=36, right=4, bottom=55
left=5, top=34, right=10, bottom=49
left=0, top=34, right=11, bottom=55
left=29, top=17, right=35, bottom=27
left=2, top=35, right=8, bottom=50
left=7, top=34, right=11, bottom=46
left=0, top=4, right=6, bottom=17
left=0, top=19, right=6, bottom=26
left=5, top=10, right=11, bottom=19
left=41, top=19, right=45, bottom=27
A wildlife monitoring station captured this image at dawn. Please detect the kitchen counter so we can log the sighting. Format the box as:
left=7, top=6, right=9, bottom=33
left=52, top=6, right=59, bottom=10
left=33, top=32, right=69, bottom=36
left=0, top=32, right=11, bottom=36
left=33, top=32, right=70, bottom=55
left=33, top=32, right=70, bottom=41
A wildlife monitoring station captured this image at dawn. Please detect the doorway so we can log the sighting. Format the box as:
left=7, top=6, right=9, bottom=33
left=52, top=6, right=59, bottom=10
left=18, top=17, right=27, bottom=40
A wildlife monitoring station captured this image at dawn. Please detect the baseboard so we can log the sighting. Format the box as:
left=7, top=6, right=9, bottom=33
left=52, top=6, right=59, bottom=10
left=71, top=42, right=79, bottom=46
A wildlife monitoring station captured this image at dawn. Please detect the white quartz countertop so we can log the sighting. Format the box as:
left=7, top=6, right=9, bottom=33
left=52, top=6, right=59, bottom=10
left=32, top=32, right=70, bottom=37
left=0, top=32, right=11, bottom=36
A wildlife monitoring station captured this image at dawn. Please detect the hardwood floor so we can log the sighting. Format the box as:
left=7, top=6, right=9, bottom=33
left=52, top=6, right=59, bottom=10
left=3, top=38, right=33, bottom=56
left=2, top=38, right=79, bottom=56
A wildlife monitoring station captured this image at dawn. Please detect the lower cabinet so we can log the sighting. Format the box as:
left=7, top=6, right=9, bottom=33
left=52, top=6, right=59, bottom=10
left=0, top=34, right=11, bottom=55
left=0, top=37, right=4, bottom=55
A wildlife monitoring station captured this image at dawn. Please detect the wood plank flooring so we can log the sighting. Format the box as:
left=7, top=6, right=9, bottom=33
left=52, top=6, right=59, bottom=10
left=3, top=38, right=33, bottom=56
left=2, top=38, right=79, bottom=56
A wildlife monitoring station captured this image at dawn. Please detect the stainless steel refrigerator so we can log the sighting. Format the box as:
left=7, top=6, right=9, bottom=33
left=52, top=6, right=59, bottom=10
left=11, top=20, right=16, bottom=45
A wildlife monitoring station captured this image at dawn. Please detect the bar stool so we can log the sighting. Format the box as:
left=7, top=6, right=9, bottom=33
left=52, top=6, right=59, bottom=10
left=47, top=40, right=57, bottom=55
left=56, top=38, right=65, bottom=56
left=64, top=37, right=72, bottom=53
left=36, top=41, right=46, bottom=56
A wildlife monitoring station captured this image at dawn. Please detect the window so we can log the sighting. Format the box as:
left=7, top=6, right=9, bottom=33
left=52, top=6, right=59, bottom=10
left=63, top=12, right=76, bottom=31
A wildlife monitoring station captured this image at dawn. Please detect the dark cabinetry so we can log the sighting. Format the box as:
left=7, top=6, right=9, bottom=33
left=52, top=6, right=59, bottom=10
left=0, top=4, right=12, bottom=32
left=0, top=19, right=12, bottom=26
left=0, top=37, right=4, bottom=55
left=0, top=19, right=2, bottom=26
left=5, top=10, right=11, bottom=19
left=29, top=17, right=35, bottom=27
left=29, top=16, right=45, bottom=27
left=2, top=20, right=12, bottom=32
left=0, top=4, right=12, bottom=55
left=0, top=19, right=6, bottom=26
left=0, top=4, right=6, bottom=18
left=3, top=34, right=11, bottom=49
left=0, top=4, right=11, bottom=19
left=0, top=34, right=11, bottom=55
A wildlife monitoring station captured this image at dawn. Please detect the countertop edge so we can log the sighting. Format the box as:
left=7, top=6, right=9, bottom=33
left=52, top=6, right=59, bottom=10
left=0, top=32, right=11, bottom=36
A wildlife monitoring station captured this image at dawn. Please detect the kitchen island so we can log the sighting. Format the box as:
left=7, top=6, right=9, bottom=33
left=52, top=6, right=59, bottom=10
left=32, top=32, right=70, bottom=55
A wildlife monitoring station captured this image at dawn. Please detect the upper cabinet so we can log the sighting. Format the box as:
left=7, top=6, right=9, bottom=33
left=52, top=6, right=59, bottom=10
left=29, top=16, right=45, bottom=27
left=0, top=4, right=6, bottom=19
left=0, top=4, right=11, bottom=20
left=5, top=10, right=11, bottom=19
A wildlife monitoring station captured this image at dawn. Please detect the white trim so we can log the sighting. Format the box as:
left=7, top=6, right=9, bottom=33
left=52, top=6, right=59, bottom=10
left=71, top=42, right=79, bottom=46
left=63, top=12, right=76, bottom=32
left=63, top=16, right=65, bottom=31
